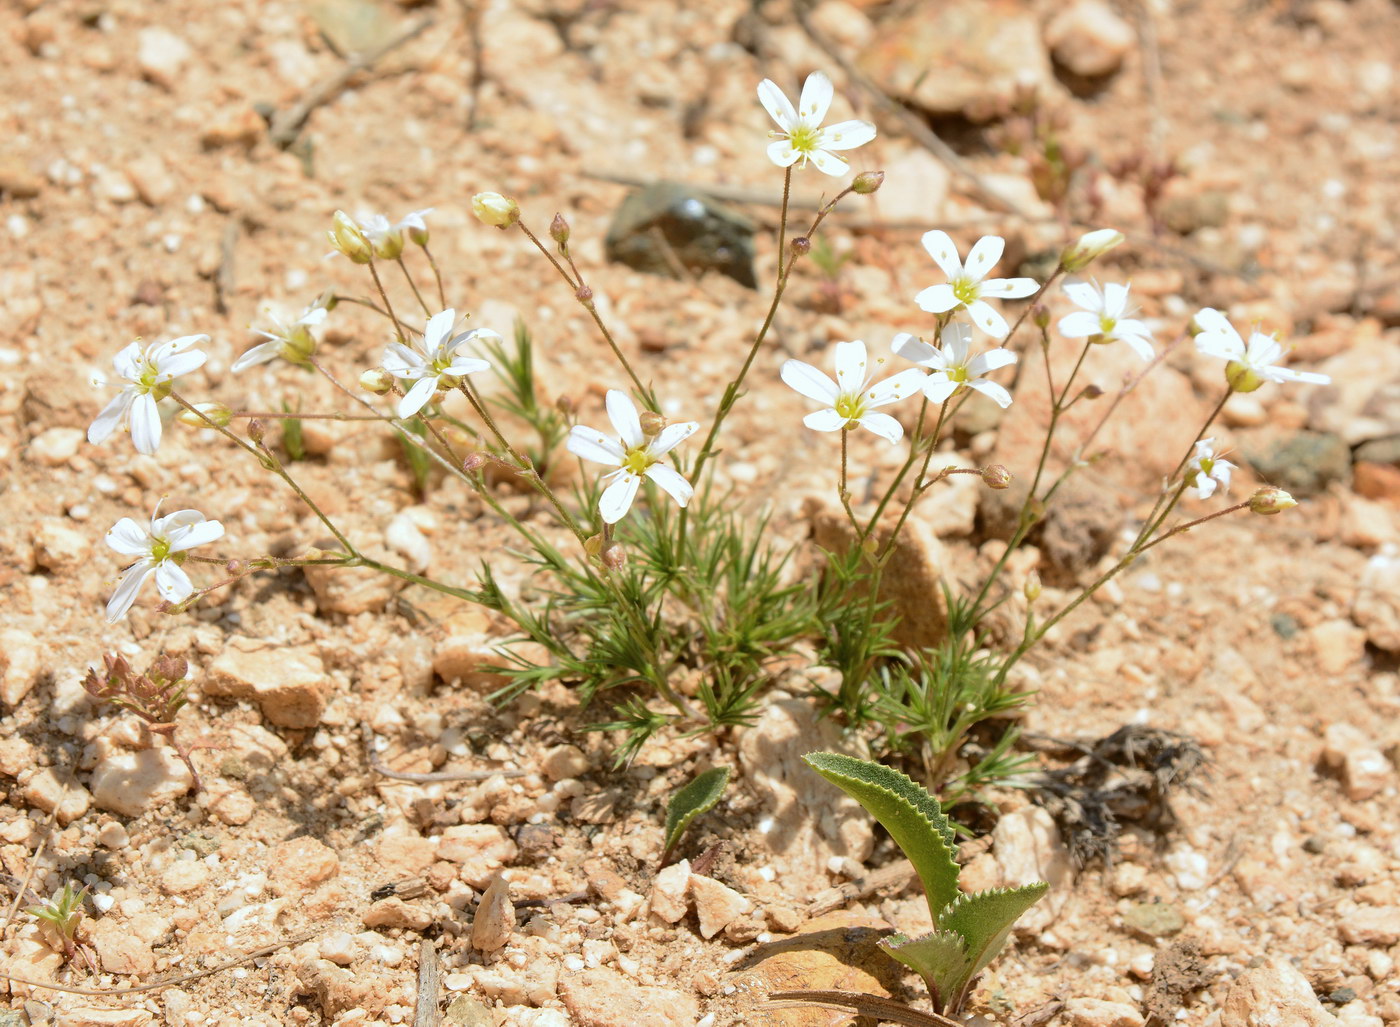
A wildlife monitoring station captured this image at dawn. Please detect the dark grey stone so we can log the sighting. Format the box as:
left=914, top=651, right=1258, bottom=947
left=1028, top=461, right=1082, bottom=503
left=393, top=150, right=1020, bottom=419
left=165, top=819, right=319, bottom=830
left=604, top=183, right=756, bottom=288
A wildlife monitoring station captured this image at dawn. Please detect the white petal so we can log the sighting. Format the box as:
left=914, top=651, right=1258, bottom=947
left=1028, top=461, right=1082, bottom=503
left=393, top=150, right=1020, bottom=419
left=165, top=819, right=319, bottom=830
left=921, top=376, right=960, bottom=404
left=445, top=356, right=491, bottom=377
left=798, top=70, right=834, bottom=124
left=111, top=341, right=143, bottom=380
left=154, top=560, right=194, bottom=603
left=1194, top=334, right=1244, bottom=362
left=857, top=411, right=904, bottom=444
left=803, top=408, right=848, bottom=432
left=382, top=343, right=426, bottom=377
left=423, top=309, right=457, bottom=352
left=643, top=464, right=693, bottom=508
left=151, top=334, right=210, bottom=360
left=1061, top=281, right=1103, bottom=311
left=89, top=391, right=134, bottom=444
left=169, top=519, right=225, bottom=552
left=864, top=368, right=927, bottom=407
left=129, top=393, right=163, bottom=454
left=963, top=235, right=1005, bottom=282
left=781, top=359, right=839, bottom=404
left=1244, top=332, right=1284, bottom=368
left=979, top=276, right=1039, bottom=299
left=567, top=424, right=625, bottom=466
left=232, top=342, right=280, bottom=372
left=598, top=473, right=642, bottom=524
left=816, top=119, right=876, bottom=151
left=892, top=332, right=938, bottom=366
left=1119, top=333, right=1155, bottom=361
left=966, top=300, right=1009, bottom=337
left=766, top=139, right=802, bottom=167
left=940, top=323, right=974, bottom=363
left=605, top=390, right=644, bottom=448
left=397, top=376, right=439, bottom=418
left=106, top=561, right=154, bottom=622
left=1265, top=366, right=1331, bottom=386
left=649, top=420, right=698, bottom=457
left=967, top=348, right=1018, bottom=376
left=106, top=518, right=151, bottom=557
left=968, top=379, right=1014, bottom=408
left=920, top=230, right=963, bottom=280
left=157, top=350, right=207, bottom=380
left=915, top=283, right=960, bottom=314
left=757, top=79, right=797, bottom=130
left=832, top=340, right=868, bottom=389
left=1103, top=282, right=1131, bottom=318
left=1191, top=307, right=1236, bottom=339
left=151, top=508, right=205, bottom=535
left=807, top=147, right=851, bottom=176
left=1057, top=311, right=1101, bottom=338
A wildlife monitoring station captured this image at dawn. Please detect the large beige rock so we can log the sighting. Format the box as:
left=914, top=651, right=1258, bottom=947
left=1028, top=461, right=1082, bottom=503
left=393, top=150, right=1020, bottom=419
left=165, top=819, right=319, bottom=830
left=689, top=873, right=752, bottom=940
left=558, top=966, right=699, bottom=1027
left=1221, top=957, right=1339, bottom=1027
left=269, top=836, right=340, bottom=896
left=89, top=749, right=192, bottom=816
left=19, top=766, right=91, bottom=825
left=1044, top=0, right=1137, bottom=78
left=0, top=627, right=42, bottom=706
left=993, top=806, right=1072, bottom=932
left=204, top=637, right=329, bottom=729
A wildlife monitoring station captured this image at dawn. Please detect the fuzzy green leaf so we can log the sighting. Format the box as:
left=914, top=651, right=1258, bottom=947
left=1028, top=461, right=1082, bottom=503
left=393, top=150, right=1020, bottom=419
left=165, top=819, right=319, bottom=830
left=662, top=766, right=730, bottom=861
left=803, top=752, right=960, bottom=917
left=879, top=930, right=969, bottom=1010
left=937, top=883, right=1048, bottom=986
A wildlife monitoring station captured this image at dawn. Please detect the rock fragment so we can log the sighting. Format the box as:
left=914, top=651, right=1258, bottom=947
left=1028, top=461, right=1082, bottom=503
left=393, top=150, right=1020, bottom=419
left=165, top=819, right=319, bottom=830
left=689, top=873, right=751, bottom=940
left=471, top=873, right=515, bottom=952
left=18, top=767, right=91, bottom=825
left=0, top=629, right=42, bottom=706
left=1045, top=0, right=1137, bottom=79
left=649, top=859, right=690, bottom=924
left=136, top=27, right=191, bottom=89
left=1321, top=723, right=1393, bottom=801
left=89, top=749, right=192, bottom=816
left=993, top=806, right=1072, bottom=931
left=204, top=638, right=329, bottom=729
left=437, top=824, right=517, bottom=888
left=1063, top=998, right=1146, bottom=1027
left=268, top=837, right=340, bottom=895
left=1221, top=957, right=1340, bottom=1027
left=558, top=967, right=699, bottom=1027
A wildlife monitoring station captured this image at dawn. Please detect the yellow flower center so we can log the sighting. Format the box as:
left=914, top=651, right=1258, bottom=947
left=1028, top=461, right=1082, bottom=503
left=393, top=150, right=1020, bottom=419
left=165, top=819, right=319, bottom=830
left=834, top=393, right=866, bottom=422
left=622, top=447, right=652, bottom=475
left=788, top=125, right=820, bottom=154
left=952, top=276, right=979, bottom=305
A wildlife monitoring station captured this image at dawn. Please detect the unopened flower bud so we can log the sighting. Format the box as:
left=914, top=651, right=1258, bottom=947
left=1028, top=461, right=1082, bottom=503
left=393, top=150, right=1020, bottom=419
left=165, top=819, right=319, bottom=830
left=177, top=402, right=233, bottom=429
left=639, top=411, right=666, bottom=437
left=860, top=536, right=879, bottom=555
left=1060, top=228, right=1124, bottom=272
left=1248, top=486, right=1296, bottom=515
left=317, top=288, right=339, bottom=312
left=584, top=534, right=603, bottom=558
left=555, top=395, right=574, bottom=416
left=1081, top=383, right=1104, bottom=399
left=601, top=541, right=626, bottom=569
left=982, top=464, right=1012, bottom=490
left=550, top=213, right=570, bottom=245
left=463, top=452, right=488, bottom=474
left=328, top=210, right=373, bottom=264
left=1032, top=303, right=1050, bottom=330
left=575, top=285, right=594, bottom=304
left=790, top=236, right=811, bottom=255
left=407, top=222, right=429, bottom=247
left=472, top=192, right=519, bottom=228
left=1224, top=359, right=1264, bottom=393
left=373, top=228, right=405, bottom=262
left=851, top=170, right=885, bottom=195
left=247, top=419, right=266, bottom=444
left=359, top=368, right=394, bottom=394
left=1024, top=570, right=1042, bottom=603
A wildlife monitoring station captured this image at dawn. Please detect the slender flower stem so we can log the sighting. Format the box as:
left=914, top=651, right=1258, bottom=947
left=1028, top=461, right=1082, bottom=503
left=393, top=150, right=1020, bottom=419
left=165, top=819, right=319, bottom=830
left=421, top=244, right=448, bottom=308
left=336, top=295, right=396, bottom=320
left=838, top=427, right=859, bottom=534
left=229, top=410, right=387, bottom=421
left=1129, top=387, right=1232, bottom=551
left=864, top=398, right=954, bottom=540
left=367, top=259, right=406, bottom=341
left=396, top=256, right=433, bottom=317
left=775, top=166, right=792, bottom=288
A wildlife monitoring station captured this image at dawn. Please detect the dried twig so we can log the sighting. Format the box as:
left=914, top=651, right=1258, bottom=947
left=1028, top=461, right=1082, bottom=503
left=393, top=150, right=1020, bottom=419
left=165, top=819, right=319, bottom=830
left=269, top=17, right=435, bottom=149
left=362, top=721, right=526, bottom=781
left=214, top=218, right=238, bottom=315
left=767, top=990, right=961, bottom=1027
left=807, top=858, right=916, bottom=916
left=413, top=938, right=441, bottom=1027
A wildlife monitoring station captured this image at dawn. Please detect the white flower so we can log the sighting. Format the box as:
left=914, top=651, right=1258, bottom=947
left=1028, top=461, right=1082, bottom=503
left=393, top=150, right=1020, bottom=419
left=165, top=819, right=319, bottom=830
left=382, top=308, right=496, bottom=419
left=567, top=391, right=699, bottom=524
left=233, top=301, right=328, bottom=371
left=781, top=339, right=925, bottom=443
left=1058, top=281, right=1154, bottom=361
left=914, top=231, right=1039, bottom=336
left=104, top=503, right=224, bottom=622
left=757, top=71, right=877, bottom=176
left=1183, top=438, right=1235, bottom=500
left=893, top=323, right=1017, bottom=408
left=395, top=208, right=433, bottom=246
left=88, top=335, right=209, bottom=455
left=471, top=192, right=519, bottom=227
left=1192, top=308, right=1331, bottom=393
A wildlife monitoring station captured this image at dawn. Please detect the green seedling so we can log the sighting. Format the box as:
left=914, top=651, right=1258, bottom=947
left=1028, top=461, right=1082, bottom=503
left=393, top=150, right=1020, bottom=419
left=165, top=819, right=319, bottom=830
left=661, top=765, right=730, bottom=866
left=802, top=752, right=1047, bottom=1016
left=26, top=882, right=95, bottom=970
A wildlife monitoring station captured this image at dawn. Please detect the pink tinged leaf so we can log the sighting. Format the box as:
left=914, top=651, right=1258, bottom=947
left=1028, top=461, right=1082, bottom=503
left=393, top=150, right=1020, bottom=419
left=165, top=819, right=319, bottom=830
left=914, top=283, right=959, bottom=314
left=397, top=377, right=439, bottom=419
left=803, top=408, right=848, bottom=432
left=963, top=235, right=1005, bottom=281
left=781, top=359, right=840, bottom=404
left=599, top=473, right=642, bottom=524
left=106, top=560, right=155, bottom=622
left=857, top=411, right=904, bottom=444
left=920, top=230, right=962, bottom=279
left=757, top=79, right=797, bottom=129
left=566, top=425, right=624, bottom=466
left=129, top=393, right=163, bottom=455
left=605, top=390, right=644, bottom=448
left=644, top=464, right=693, bottom=507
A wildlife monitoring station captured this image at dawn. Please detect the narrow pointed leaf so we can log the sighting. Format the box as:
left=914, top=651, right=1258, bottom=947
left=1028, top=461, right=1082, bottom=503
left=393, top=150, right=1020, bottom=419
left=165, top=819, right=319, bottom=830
left=662, top=766, right=730, bottom=862
left=803, top=752, right=960, bottom=916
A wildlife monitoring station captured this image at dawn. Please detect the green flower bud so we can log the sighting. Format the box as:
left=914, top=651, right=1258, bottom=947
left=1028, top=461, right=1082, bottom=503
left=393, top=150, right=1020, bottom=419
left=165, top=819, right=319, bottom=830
left=328, top=210, right=373, bottom=264
left=851, top=170, right=885, bottom=194
left=1248, top=486, right=1297, bottom=515
left=472, top=192, right=519, bottom=228
left=639, top=411, right=666, bottom=438
left=1061, top=228, right=1124, bottom=272
left=550, top=213, right=570, bottom=245
left=359, top=368, right=394, bottom=394
left=176, top=402, right=233, bottom=429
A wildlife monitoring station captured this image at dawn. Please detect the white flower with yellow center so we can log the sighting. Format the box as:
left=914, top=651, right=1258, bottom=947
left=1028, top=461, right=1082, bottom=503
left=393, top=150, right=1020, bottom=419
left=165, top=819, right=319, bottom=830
left=88, top=335, right=209, bottom=455
left=1192, top=308, right=1330, bottom=393
left=233, top=300, right=329, bottom=371
left=382, top=308, right=496, bottom=419
left=104, top=503, right=224, bottom=622
left=757, top=71, right=877, bottom=176
left=1058, top=281, right=1154, bottom=361
left=781, top=339, right=925, bottom=443
left=1183, top=438, right=1235, bottom=501
left=893, top=323, right=1017, bottom=408
left=567, top=391, right=699, bottom=524
left=915, top=231, right=1039, bottom=336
